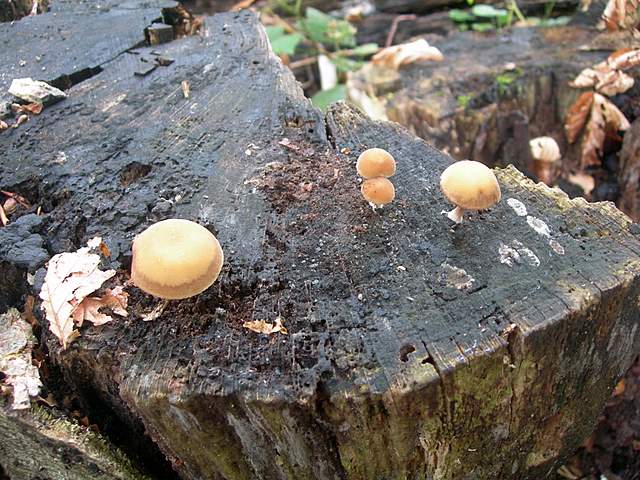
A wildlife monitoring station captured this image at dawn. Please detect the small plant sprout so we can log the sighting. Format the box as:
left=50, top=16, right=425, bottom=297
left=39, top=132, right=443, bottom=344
left=529, top=136, right=561, bottom=185
left=440, top=160, right=501, bottom=224
left=361, top=177, right=395, bottom=207
left=131, top=219, right=224, bottom=300
left=356, top=148, right=396, bottom=178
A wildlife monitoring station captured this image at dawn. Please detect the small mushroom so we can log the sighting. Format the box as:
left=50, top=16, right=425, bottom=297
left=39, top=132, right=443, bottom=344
left=440, top=160, right=501, bottom=223
left=361, top=177, right=395, bottom=207
left=131, top=219, right=224, bottom=299
left=356, top=148, right=396, bottom=179
left=529, top=136, right=561, bottom=186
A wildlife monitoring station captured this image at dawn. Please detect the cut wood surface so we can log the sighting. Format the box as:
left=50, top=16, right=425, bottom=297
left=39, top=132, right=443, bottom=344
left=1, top=2, right=640, bottom=480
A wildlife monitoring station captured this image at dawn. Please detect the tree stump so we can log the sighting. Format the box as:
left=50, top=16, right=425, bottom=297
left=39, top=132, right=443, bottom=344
left=347, top=20, right=638, bottom=197
left=1, top=3, right=640, bottom=480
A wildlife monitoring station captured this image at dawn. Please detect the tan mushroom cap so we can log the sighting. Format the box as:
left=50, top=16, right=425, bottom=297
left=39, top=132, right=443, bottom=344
left=440, top=160, right=501, bottom=210
left=356, top=148, right=396, bottom=178
left=529, top=136, right=561, bottom=163
left=131, top=219, right=224, bottom=300
left=361, top=177, right=395, bottom=206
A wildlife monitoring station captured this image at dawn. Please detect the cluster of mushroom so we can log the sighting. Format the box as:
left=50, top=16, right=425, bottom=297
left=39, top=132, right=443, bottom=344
left=129, top=156, right=502, bottom=302
left=357, top=148, right=397, bottom=208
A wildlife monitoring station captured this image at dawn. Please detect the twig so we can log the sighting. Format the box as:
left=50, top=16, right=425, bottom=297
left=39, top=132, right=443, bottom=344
left=385, top=14, right=417, bottom=48
left=289, top=56, right=318, bottom=70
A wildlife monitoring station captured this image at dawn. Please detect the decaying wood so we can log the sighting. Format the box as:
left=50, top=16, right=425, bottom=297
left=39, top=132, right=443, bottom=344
left=1, top=400, right=150, bottom=480
left=618, top=119, right=640, bottom=220
left=1, top=2, right=640, bottom=480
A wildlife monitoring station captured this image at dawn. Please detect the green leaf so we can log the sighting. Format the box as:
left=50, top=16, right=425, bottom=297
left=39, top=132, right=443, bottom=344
left=298, top=7, right=357, bottom=49
left=449, top=9, right=475, bottom=22
left=330, top=56, right=363, bottom=72
left=471, top=4, right=508, bottom=18
left=538, top=15, right=571, bottom=27
left=270, top=33, right=303, bottom=55
left=350, top=43, right=379, bottom=57
left=471, top=22, right=495, bottom=31
left=265, top=25, right=286, bottom=42
left=311, top=85, right=346, bottom=111
left=457, top=94, right=472, bottom=108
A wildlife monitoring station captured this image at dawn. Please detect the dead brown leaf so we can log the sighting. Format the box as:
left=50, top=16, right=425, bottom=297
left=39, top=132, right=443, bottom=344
left=608, top=48, right=640, bottom=70
left=1, top=191, right=31, bottom=208
left=372, top=39, right=443, bottom=70
left=596, top=69, right=634, bottom=96
left=0, top=205, right=8, bottom=226
left=39, top=237, right=117, bottom=349
left=243, top=316, right=288, bottom=335
left=602, top=0, right=639, bottom=30
left=565, top=91, right=594, bottom=144
left=567, top=172, right=595, bottom=195
left=570, top=68, right=601, bottom=89
left=11, top=102, right=43, bottom=115
left=581, top=93, right=630, bottom=167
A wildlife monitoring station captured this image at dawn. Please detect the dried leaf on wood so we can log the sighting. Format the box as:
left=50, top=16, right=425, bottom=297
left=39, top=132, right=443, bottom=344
left=372, top=39, right=443, bottom=70
left=602, top=0, right=639, bottom=30
left=243, top=316, right=288, bottom=335
left=565, top=91, right=594, bottom=144
left=0, top=308, right=42, bottom=410
left=39, top=237, right=116, bottom=349
left=72, top=287, right=129, bottom=327
left=567, top=172, right=595, bottom=195
left=11, top=102, right=43, bottom=115
left=581, top=93, right=630, bottom=167
left=570, top=68, right=601, bottom=88
left=596, top=69, right=635, bottom=96
left=608, top=48, right=640, bottom=71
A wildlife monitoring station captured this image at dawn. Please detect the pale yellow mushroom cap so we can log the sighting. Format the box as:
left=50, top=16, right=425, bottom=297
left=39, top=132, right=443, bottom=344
left=440, top=160, right=501, bottom=211
left=529, top=136, right=561, bottom=163
left=356, top=148, right=396, bottom=179
left=361, top=177, right=395, bottom=206
left=131, top=219, right=224, bottom=300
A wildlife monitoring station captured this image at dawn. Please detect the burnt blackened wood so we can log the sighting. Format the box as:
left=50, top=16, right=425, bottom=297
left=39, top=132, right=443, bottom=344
left=1, top=5, right=640, bottom=480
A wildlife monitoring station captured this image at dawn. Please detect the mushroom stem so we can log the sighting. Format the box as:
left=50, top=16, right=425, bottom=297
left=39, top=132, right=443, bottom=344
left=445, top=205, right=465, bottom=223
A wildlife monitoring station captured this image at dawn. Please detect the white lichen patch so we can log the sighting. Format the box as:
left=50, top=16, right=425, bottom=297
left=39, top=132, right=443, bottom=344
left=526, top=215, right=551, bottom=237
left=548, top=239, right=565, bottom=255
left=506, top=198, right=527, bottom=216
left=499, top=241, right=540, bottom=267
left=439, top=263, right=475, bottom=290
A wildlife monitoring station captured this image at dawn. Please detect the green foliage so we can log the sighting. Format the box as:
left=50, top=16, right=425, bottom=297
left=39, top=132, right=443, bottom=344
left=266, top=26, right=304, bottom=55
left=449, top=4, right=509, bottom=31
left=496, top=68, right=523, bottom=94
left=457, top=94, right=473, bottom=108
left=297, top=7, right=357, bottom=49
left=311, top=85, right=346, bottom=111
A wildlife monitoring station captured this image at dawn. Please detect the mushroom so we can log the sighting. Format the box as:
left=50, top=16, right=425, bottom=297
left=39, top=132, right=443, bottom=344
left=131, top=219, right=224, bottom=299
left=529, top=136, right=561, bottom=186
left=361, top=177, right=395, bottom=207
left=356, top=148, right=396, bottom=179
left=440, top=160, right=501, bottom=223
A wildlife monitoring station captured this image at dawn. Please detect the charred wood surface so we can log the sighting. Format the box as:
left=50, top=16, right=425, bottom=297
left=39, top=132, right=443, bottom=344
left=1, top=3, right=640, bottom=480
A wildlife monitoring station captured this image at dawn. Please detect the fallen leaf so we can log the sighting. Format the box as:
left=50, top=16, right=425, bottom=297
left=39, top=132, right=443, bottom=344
left=0, top=120, right=7, bottom=131
left=565, top=91, right=594, bottom=144
left=0, top=205, right=8, bottom=226
left=243, top=316, right=288, bottom=335
left=0, top=308, right=42, bottom=410
left=1, top=191, right=31, bottom=208
left=570, top=68, right=601, bottom=89
left=582, top=94, right=606, bottom=167
left=608, top=48, right=640, bottom=71
left=581, top=93, right=630, bottom=167
left=596, top=69, right=634, bottom=96
left=372, top=39, right=443, bottom=70
left=11, top=102, right=43, bottom=115
left=39, top=237, right=116, bottom=349
left=12, top=114, right=28, bottom=128
left=3, top=197, right=17, bottom=215
left=73, top=285, right=129, bottom=327
left=142, top=300, right=168, bottom=322
left=602, top=0, right=639, bottom=30
left=278, top=138, right=300, bottom=151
